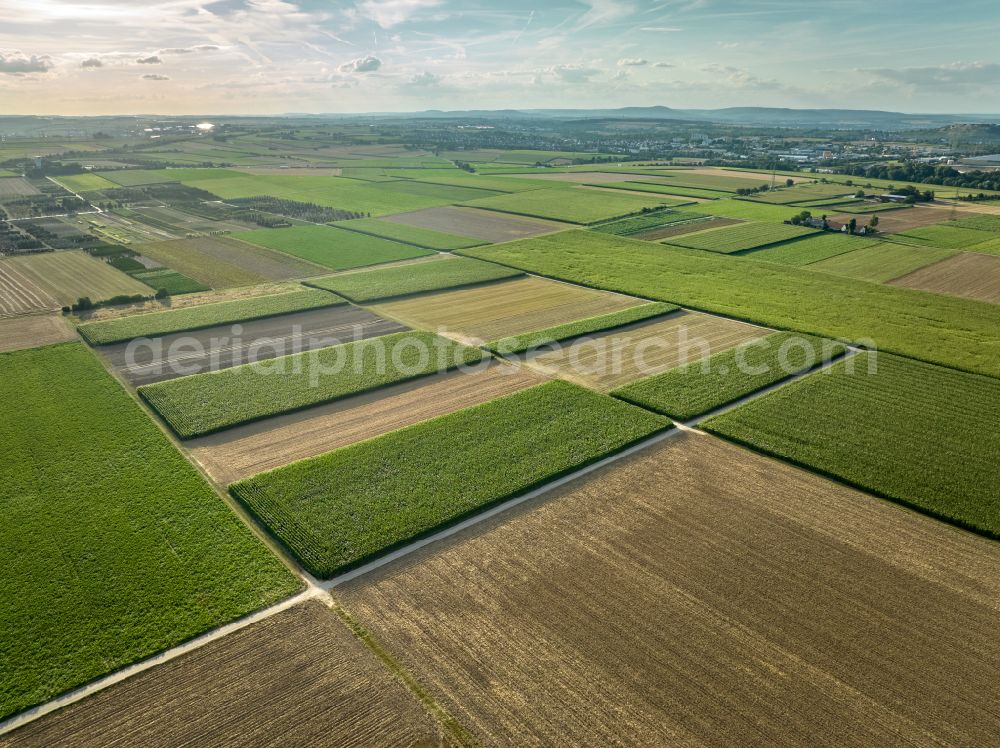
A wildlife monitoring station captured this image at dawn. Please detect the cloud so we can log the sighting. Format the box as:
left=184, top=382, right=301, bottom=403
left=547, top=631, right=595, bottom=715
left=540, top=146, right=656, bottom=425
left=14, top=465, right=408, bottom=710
left=141, top=73, right=170, bottom=81
left=639, top=26, right=681, bottom=32
left=618, top=58, right=647, bottom=66
left=576, top=0, right=634, bottom=31
left=551, top=64, right=601, bottom=83
left=340, top=55, right=382, bottom=73
left=159, top=45, right=221, bottom=55
left=136, top=55, right=162, bottom=64
left=0, top=51, right=52, bottom=75
left=81, top=58, right=103, bottom=69
left=859, top=62, right=1000, bottom=93
left=357, top=0, right=444, bottom=28
left=654, top=62, right=674, bottom=68
left=409, top=71, right=440, bottom=86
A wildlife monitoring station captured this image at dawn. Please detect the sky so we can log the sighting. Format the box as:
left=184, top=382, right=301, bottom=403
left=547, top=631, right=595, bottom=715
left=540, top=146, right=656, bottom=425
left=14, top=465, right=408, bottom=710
left=1, top=0, right=998, bottom=116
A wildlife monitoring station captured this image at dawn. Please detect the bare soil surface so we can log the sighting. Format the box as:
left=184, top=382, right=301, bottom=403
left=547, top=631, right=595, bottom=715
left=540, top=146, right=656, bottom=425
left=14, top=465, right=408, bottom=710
left=0, top=601, right=445, bottom=748
left=188, top=361, right=544, bottom=484
left=381, top=206, right=570, bottom=243
left=889, top=251, right=1000, bottom=303
left=0, top=315, right=75, bottom=353
left=102, top=305, right=407, bottom=386
left=830, top=206, right=945, bottom=234
left=340, top=432, right=1000, bottom=747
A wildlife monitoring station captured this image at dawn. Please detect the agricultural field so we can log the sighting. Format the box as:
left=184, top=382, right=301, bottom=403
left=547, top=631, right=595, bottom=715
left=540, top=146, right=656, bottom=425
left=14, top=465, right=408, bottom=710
left=640, top=170, right=774, bottom=193
left=370, top=275, right=647, bottom=343
left=52, top=173, right=118, bottom=193
left=136, top=236, right=326, bottom=288
left=951, top=213, right=1000, bottom=232
left=889, top=252, right=1000, bottom=303
left=0, top=177, right=40, bottom=198
left=461, top=187, right=677, bottom=224
left=613, top=332, right=846, bottom=420
left=590, top=181, right=729, bottom=199
left=341, top=431, right=1000, bottom=746
left=189, top=362, right=543, bottom=484
left=0, top=343, right=299, bottom=722
left=461, top=230, right=1000, bottom=378
left=807, top=242, right=956, bottom=282
left=309, top=256, right=521, bottom=302
left=332, top=217, right=482, bottom=250
left=78, top=287, right=341, bottom=344
left=630, top=216, right=741, bottom=241
left=233, top=224, right=433, bottom=270
left=380, top=205, right=568, bottom=242
left=663, top=221, right=817, bottom=253
left=589, top=209, right=709, bottom=236
left=835, top=202, right=910, bottom=214
left=0, top=602, right=445, bottom=747
left=744, top=182, right=857, bottom=204
left=745, top=232, right=873, bottom=266
left=0, top=251, right=153, bottom=308
left=0, top=314, right=74, bottom=353
left=139, top=331, right=483, bottom=438
left=705, top=352, right=1000, bottom=536
left=230, top=381, right=669, bottom=577
left=525, top=310, right=768, bottom=391
left=128, top=267, right=208, bottom=295
left=378, top=179, right=502, bottom=202
left=674, top=198, right=805, bottom=222
left=891, top=223, right=1000, bottom=255
left=826, top=205, right=945, bottom=234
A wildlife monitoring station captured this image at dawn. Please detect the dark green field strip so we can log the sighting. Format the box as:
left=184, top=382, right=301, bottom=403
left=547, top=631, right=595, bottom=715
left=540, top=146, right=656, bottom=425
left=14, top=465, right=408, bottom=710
left=232, top=225, right=435, bottom=270
left=459, top=230, right=1000, bottom=379
left=613, top=332, right=847, bottom=421
left=307, top=257, right=523, bottom=302
left=332, top=217, right=484, bottom=250
left=703, top=353, right=1000, bottom=537
left=0, top=343, right=299, bottom=722
left=230, top=380, right=671, bottom=578
left=663, top=221, right=818, bottom=254
left=589, top=210, right=709, bottom=236
left=951, top=214, right=1000, bottom=233
left=743, top=233, right=873, bottom=266
left=139, top=331, right=484, bottom=438
left=129, top=268, right=210, bottom=295
left=78, top=288, right=343, bottom=345
left=488, top=302, right=678, bottom=354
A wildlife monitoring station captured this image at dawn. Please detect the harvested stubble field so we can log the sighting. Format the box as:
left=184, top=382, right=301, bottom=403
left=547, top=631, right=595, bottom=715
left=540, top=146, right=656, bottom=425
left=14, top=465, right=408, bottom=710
left=0, top=251, right=152, bottom=307
left=233, top=225, right=434, bottom=271
left=613, top=332, right=846, bottom=420
left=370, top=275, right=647, bottom=343
left=381, top=205, right=568, bottom=243
left=461, top=230, right=1000, bottom=378
left=888, top=251, right=1000, bottom=303
left=663, top=221, right=817, bottom=253
left=333, top=217, right=482, bottom=250
left=526, top=310, right=767, bottom=391
left=704, top=352, right=1000, bottom=536
left=231, top=381, right=669, bottom=577
left=308, top=256, right=522, bottom=303
left=0, top=314, right=74, bottom=353
left=137, top=236, right=327, bottom=288
left=826, top=205, right=945, bottom=234
left=340, top=432, right=1000, bottom=747
left=461, top=187, right=676, bottom=224
left=0, top=177, right=40, bottom=198
left=189, top=362, right=543, bottom=484
left=807, top=242, right=955, bottom=282
left=0, top=343, right=298, bottom=722
left=0, top=602, right=445, bottom=748
left=746, top=232, right=873, bottom=266
left=78, top=287, right=342, bottom=345
left=139, top=331, right=483, bottom=438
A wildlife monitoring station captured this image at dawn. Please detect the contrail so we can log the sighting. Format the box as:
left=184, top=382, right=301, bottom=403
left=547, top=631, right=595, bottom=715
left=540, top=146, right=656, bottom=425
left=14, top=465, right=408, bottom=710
left=513, top=10, right=535, bottom=45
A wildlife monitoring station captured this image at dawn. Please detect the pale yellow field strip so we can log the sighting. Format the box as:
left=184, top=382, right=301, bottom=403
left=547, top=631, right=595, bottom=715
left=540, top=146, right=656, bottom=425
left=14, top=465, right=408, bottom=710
left=1, top=251, right=152, bottom=306
left=0, top=260, right=60, bottom=316
left=369, top=275, right=646, bottom=344
left=341, top=432, right=1000, bottom=747
left=0, top=315, right=76, bottom=353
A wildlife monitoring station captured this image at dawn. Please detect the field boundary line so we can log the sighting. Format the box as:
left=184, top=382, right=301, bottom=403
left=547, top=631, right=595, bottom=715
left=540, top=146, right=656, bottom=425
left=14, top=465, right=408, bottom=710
left=322, top=426, right=683, bottom=588
left=0, top=589, right=320, bottom=738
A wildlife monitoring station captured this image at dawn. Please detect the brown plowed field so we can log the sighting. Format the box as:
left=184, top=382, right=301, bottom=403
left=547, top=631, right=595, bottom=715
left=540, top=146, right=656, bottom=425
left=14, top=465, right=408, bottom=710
left=526, top=310, right=766, bottom=390
left=0, top=315, right=75, bottom=353
left=340, top=432, right=1000, bottom=747
left=0, top=601, right=444, bottom=747
left=188, top=362, right=544, bottom=484
left=889, top=251, right=1000, bottom=303
left=380, top=206, right=569, bottom=243
left=370, top=276, right=645, bottom=344
left=831, top=205, right=945, bottom=234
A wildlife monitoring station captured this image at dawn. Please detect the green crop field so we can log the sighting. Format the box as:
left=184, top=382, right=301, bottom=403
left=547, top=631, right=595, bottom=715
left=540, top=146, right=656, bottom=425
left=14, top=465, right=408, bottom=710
left=836, top=202, right=911, bottom=214
left=745, top=232, right=874, bottom=266
left=808, top=242, right=956, bottom=282
left=488, top=302, right=678, bottom=354
left=333, top=217, right=483, bottom=249
left=0, top=343, right=299, bottom=721
left=139, top=331, right=483, bottom=438
left=745, top=183, right=857, bottom=205
left=78, top=288, right=342, bottom=345
left=460, top=230, right=1000, bottom=378
left=230, top=380, right=670, bottom=578
left=98, top=168, right=242, bottom=187
left=593, top=181, right=728, bottom=199
left=704, top=353, right=1000, bottom=536
left=663, top=221, right=817, bottom=253
left=233, top=225, right=434, bottom=270
left=308, top=256, right=522, bottom=302
left=613, top=332, right=846, bottom=420
left=951, top=214, right=1000, bottom=233
left=675, top=199, right=804, bottom=222
left=892, top=224, right=1000, bottom=255
left=646, top=172, right=773, bottom=193
left=53, top=173, right=118, bottom=193
left=380, top=180, right=503, bottom=202
left=461, top=187, right=677, bottom=224
left=129, top=267, right=209, bottom=295
left=590, top=210, right=708, bottom=236
left=415, top=173, right=565, bottom=193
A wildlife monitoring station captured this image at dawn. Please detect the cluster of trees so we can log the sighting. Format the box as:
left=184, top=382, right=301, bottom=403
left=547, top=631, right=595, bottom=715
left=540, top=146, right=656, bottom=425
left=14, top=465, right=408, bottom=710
left=228, top=196, right=366, bottom=224
left=788, top=209, right=880, bottom=235
left=0, top=220, right=43, bottom=252
left=735, top=183, right=775, bottom=196
left=840, top=161, right=999, bottom=194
